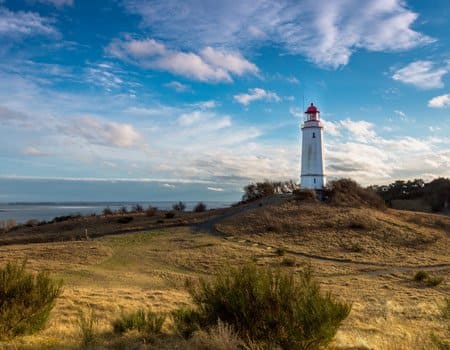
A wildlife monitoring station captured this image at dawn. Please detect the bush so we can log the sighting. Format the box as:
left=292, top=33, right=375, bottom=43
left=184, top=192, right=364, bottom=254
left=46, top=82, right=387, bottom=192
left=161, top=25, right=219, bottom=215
left=184, top=263, right=351, bottom=349
left=103, top=207, right=113, bottom=216
left=171, top=307, right=204, bottom=339
left=119, top=206, right=128, bottom=214
left=25, top=219, right=39, bottom=227
left=414, top=270, right=429, bottom=282
left=275, top=248, right=286, bottom=256
left=112, top=308, right=165, bottom=339
left=413, top=271, right=443, bottom=287
left=173, top=201, right=186, bottom=212
left=0, top=261, right=62, bottom=339
left=426, top=276, right=444, bottom=287
left=165, top=212, right=176, bottom=219
left=146, top=206, right=157, bottom=217
left=132, top=204, right=144, bottom=213
left=194, top=202, right=207, bottom=212
left=117, top=216, right=133, bottom=224
left=293, top=189, right=317, bottom=202
left=77, top=307, right=98, bottom=348
left=327, top=179, right=385, bottom=210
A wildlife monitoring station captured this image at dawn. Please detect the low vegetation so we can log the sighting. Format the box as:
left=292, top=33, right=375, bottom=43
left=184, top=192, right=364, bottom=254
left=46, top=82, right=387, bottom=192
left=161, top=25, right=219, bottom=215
left=0, top=261, right=62, bottom=339
left=145, top=206, right=157, bottom=217
left=327, top=178, right=386, bottom=209
left=413, top=271, right=444, bottom=287
left=0, top=219, right=17, bottom=233
left=242, top=180, right=298, bottom=202
left=112, top=308, right=165, bottom=340
left=194, top=202, right=207, bottom=212
left=77, top=307, right=99, bottom=348
left=173, top=201, right=186, bottom=212
left=373, top=177, right=450, bottom=213
left=292, top=189, right=317, bottom=201
left=180, top=264, right=351, bottom=350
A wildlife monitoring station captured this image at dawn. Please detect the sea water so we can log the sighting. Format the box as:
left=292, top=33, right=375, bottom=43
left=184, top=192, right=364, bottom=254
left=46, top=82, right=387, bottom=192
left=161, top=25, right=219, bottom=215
left=0, top=201, right=232, bottom=224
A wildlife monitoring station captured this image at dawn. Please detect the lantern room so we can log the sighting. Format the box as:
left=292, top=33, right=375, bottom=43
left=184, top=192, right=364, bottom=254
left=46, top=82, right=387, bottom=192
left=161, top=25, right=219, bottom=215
left=305, top=103, right=320, bottom=121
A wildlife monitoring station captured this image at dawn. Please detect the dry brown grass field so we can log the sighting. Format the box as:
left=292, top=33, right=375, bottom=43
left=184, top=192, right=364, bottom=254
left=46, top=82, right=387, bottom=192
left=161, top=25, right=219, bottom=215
left=0, top=197, right=448, bottom=349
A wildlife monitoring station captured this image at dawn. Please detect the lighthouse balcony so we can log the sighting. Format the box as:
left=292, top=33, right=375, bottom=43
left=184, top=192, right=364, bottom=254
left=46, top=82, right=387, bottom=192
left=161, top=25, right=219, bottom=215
left=301, top=120, right=323, bottom=129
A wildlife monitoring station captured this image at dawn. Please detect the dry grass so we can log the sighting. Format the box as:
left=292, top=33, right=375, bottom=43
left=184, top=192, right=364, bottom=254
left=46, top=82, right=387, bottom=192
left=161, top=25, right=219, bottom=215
left=0, top=200, right=448, bottom=349
left=216, top=201, right=449, bottom=267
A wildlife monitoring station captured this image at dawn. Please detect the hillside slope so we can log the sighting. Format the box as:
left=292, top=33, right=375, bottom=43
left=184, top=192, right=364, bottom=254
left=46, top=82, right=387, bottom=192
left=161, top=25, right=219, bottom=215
left=0, top=197, right=448, bottom=349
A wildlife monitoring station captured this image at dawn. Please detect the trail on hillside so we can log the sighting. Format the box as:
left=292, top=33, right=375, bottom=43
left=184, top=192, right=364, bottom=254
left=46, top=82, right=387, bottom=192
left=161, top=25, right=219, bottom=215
left=193, top=196, right=450, bottom=277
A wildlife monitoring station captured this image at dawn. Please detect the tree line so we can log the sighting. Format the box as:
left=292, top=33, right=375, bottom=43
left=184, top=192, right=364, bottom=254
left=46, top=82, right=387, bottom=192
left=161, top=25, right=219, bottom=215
left=370, top=177, right=450, bottom=212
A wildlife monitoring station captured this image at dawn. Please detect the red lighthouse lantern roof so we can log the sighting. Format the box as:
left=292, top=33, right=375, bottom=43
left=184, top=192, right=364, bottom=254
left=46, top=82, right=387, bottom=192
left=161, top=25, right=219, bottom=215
left=305, top=103, right=320, bottom=114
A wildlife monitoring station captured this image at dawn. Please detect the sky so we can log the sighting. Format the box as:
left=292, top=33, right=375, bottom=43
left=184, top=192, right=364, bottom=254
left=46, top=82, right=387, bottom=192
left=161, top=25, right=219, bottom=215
left=0, top=0, right=450, bottom=202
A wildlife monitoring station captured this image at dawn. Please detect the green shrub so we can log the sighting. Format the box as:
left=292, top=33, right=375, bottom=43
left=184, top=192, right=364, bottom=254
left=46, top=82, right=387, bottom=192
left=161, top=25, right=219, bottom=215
left=77, top=307, right=98, bottom=348
left=185, top=263, right=351, bottom=350
left=0, top=261, right=62, bottom=339
left=112, top=308, right=165, bottom=339
left=414, top=270, right=429, bottom=282
left=426, top=276, right=444, bottom=287
left=171, top=308, right=204, bottom=339
left=413, top=271, right=443, bottom=287
left=194, top=202, right=207, bottom=212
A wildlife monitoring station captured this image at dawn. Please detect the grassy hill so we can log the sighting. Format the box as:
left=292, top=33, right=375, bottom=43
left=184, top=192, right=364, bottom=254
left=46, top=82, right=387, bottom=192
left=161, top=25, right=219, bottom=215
left=0, top=196, right=448, bottom=349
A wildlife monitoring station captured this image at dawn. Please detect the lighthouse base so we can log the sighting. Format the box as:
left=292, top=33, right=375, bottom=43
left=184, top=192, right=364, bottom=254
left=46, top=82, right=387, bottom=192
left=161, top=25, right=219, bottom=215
left=300, top=175, right=326, bottom=190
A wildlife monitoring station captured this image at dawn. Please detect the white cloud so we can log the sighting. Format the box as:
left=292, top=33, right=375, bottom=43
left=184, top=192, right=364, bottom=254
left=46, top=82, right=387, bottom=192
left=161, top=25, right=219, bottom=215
left=164, top=81, right=190, bottom=92
left=339, top=119, right=376, bottom=142
left=428, top=94, right=450, bottom=108
left=124, top=105, right=176, bottom=117
left=0, top=8, right=58, bottom=38
left=234, top=88, right=280, bottom=106
left=60, top=116, right=141, bottom=148
left=107, top=38, right=258, bottom=82
left=289, top=107, right=303, bottom=118
left=392, top=61, right=448, bottom=89
left=207, top=186, right=224, bottom=192
left=123, top=0, right=433, bottom=69
left=394, top=110, right=406, bottom=118
left=321, top=119, right=340, bottom=137
left=23, top=146, right=47, bottom=156
left=35, top=0, right=73, bottom=7
left=163, top=183, right=175, bottom=189
left=200, top=47, right=259, bottom=76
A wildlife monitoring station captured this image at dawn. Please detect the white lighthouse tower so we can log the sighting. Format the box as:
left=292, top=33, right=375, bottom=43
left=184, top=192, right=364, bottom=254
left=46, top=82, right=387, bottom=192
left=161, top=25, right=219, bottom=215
left=300, top=103, right=326, bottom=190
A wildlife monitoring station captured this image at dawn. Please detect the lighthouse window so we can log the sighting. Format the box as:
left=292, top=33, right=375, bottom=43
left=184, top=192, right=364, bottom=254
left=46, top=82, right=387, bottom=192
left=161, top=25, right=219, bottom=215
left=314, top=178, right=316, bottom=184
left=312, top=132, right=316, bottom=138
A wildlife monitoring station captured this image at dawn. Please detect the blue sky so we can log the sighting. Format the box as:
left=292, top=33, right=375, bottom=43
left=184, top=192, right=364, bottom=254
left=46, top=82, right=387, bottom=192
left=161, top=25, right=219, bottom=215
left=0, top=0, right=450, bottom=201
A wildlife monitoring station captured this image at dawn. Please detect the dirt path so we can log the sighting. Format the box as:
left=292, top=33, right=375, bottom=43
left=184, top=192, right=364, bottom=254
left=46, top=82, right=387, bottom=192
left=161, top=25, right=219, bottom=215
left=193, top=196, right=450, bottom=277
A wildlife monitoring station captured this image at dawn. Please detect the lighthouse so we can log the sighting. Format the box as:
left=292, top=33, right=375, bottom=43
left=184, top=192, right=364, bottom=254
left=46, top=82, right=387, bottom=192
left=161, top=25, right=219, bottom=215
left=300, top=103, right=326, bottom=190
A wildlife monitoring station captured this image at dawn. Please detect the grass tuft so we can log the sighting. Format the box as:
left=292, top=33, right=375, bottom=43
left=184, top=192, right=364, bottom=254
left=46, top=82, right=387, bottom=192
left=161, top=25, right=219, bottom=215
left=77, top=307, right=99, bottom=349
